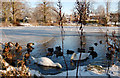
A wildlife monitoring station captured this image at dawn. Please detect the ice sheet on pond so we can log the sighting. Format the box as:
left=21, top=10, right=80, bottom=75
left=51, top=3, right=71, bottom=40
left=0, top=26, right=120, bottom=76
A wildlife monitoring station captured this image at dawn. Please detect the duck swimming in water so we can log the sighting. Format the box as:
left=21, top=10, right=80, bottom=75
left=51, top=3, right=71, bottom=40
left=99, top=40, right=102, bottom=44
left=31, top=56, right=62, bottom=69
left=54, top=46, right=63, bottom=57
left=46, top=48, right=54, bottom=56
left=90, top=51, right=97, bottom=59
left=48, top=48, right=54, bottom=53
left=67, top=50, right=74, bottom=54
left=94, top=43, right=98, bottom=46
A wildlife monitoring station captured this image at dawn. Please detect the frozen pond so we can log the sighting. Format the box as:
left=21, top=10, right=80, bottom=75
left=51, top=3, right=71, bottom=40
left=0, top=26, right=120, bottom=75
left=1, top=26, right=119, bottom=44
left=28, top=32, right=112, bottom=75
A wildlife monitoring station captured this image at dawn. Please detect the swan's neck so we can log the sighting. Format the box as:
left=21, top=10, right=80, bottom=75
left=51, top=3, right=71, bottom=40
left=55, top=63, right=62, bottom=68
left=71, top=53, right=76, bottom=60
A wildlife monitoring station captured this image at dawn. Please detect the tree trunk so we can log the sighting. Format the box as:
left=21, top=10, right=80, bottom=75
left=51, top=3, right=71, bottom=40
left=5, top=17, right=8, bottom=24
left=12, top=1, right=16, bottom=25
left=44, top=14, right=46, bottom=23
left=13, top=15, right=16, bottom=24
left=4, top=16, right=8, bottom=26
left=115, top=22, right=117, bottom=26
left=43, top=2, right=46, bottom=24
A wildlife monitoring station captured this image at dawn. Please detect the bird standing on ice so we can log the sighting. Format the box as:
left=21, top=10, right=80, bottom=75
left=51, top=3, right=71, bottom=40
left=31, top=56, right=62, bottom=69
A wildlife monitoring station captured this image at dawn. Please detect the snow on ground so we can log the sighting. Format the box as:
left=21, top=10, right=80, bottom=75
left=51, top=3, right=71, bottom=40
left=29, top=69, right=43, bottom=76
left=46, top=66, right=105, bottom=76
left=46, top=64, right=120, bottom=77
left=20, top=23, right=33, bottom=26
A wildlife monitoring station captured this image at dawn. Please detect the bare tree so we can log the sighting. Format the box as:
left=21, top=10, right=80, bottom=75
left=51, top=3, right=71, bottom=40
left=25, top=8, right=38, bottom=24
left=75, top=0, right=90, bottom=27
left=0, top=0, right=30, bottom=26
left=0, top=1, right=2, bottom=26
left=106, top=0, right=110, bottom=16
left=57, top=0, right=68, bottom=78
left=33, top=0, right=57, bottom=25
left=96, top=5, right=107, bottom=25
left=1, top=2, right=11, bottom=24
left=10, top=0, right=25, bottom=25
left=74, top=0, right=90, bottom=78
left=0, top=1, right=2, bottom=18
left=21, top=3, right=33, bottom=23
left=51, top=5, right=67, bottom=25
left=97, top=5, right=105, bottom=16
left=33, top=5, right=43, bottom=23
left=42, top=1, right=48, bottom=23
left=106, top=0, right=111, bottom=23
left=50, top=7, right=58, bottom=24
left=89, top=1, right=95, bottom=14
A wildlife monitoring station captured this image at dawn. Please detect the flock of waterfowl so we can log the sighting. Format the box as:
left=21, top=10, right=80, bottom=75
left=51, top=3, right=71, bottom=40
left=1, top=40, right=100, bottom=70
left=0, top=30, right=119, bottom=75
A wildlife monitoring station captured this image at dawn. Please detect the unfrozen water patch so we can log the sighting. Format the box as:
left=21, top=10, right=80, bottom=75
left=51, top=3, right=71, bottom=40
left=27, top=32, right=114, bottom=75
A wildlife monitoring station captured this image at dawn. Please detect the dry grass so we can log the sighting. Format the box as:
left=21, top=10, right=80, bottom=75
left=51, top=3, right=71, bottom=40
left=0, top=42, right=32, bottom=77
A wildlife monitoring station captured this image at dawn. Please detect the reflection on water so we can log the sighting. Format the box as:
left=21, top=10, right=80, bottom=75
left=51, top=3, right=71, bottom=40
left=27, top=32, right=117, bottom=75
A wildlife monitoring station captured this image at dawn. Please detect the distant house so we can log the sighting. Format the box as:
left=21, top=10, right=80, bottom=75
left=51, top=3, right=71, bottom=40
left=87, top=13, right=99, bottom=24
left=66, top=15, right=73, bottom=23
left=89, top=12, right=120, bottom=26
left=89, top=14, right=99, bottom=20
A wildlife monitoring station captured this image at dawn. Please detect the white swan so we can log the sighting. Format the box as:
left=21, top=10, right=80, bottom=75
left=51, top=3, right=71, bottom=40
left=31, top=56, right=62, bottom=69
left=71, top=53, right=90, bottom=61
